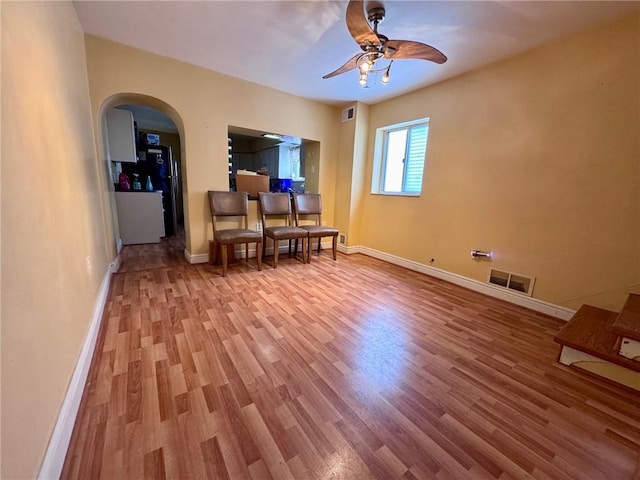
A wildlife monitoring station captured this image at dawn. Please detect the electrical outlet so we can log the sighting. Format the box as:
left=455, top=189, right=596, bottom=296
left=339, top=234, right=346, bottom=245
left=256, top=222, right=262, bottom=233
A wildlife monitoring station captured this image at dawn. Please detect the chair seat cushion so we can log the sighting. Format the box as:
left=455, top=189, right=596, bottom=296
left=300, top=225, right=339, bottom=237
left=215, top=229, right=262, bottom=244
left=264, top=226, right=308, bottom=240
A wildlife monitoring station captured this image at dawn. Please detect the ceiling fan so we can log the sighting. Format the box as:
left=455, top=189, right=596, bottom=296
left=323, top=0, right=447, bottom=86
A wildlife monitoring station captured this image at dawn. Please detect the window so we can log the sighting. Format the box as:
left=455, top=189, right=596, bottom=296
left=371, top=118, right=430, bottom=195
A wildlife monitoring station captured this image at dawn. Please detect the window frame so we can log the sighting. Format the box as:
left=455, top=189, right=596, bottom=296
left=371, top=117, right=430, bottom=197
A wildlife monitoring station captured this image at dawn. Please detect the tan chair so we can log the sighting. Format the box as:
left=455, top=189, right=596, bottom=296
left=292, top=193, right=339, bottom=262
left=258, top=192, right=308, bottom=268
left=207, top=191, right=262, bottom=277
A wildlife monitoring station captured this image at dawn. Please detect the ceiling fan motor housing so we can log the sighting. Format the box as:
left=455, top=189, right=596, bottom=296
left=367, top=7, right=386, bottom=27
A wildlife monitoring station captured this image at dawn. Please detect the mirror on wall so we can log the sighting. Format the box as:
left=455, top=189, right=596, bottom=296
left=228, top=126, right=320, bottom=195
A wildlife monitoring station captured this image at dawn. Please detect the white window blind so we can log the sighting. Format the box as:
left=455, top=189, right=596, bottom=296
left=404, top=125, right=428, bottom=193
left=372, top=118, right=430, bottom=196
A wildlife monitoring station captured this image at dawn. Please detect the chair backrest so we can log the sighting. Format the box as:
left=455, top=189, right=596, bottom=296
left=292, top=193, right=322, bottom=226
left=208, top=191, right=249, bottom=232
left=258, top=192, right=293, bottom=226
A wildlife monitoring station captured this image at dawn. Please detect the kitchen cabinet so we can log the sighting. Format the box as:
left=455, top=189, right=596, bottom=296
left=254, top=147, right=279, bottom=177
left=233, top=153, right=255, bottom=174
left=106, top=108, right=137, bottom=163
left=115, top=191, right=165, bottom=244
left=232, top=145, right=301, bottom=179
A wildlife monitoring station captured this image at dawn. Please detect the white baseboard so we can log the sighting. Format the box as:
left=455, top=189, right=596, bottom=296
left=341, top=244, right=575, bottom=321
left=337, top=243, right=359, bottom=255
left=109, top=254, right=121, bottom=273
left=184, top=248, right=208, bottom=264
left=38, top=265, right=114, bottom=479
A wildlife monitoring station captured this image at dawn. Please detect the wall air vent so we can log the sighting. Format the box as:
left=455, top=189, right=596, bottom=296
left=341, top=106, right=355, bottom=123
left=488, top=268, right=535, bottom=296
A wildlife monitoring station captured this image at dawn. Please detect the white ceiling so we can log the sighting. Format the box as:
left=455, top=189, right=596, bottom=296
left=74, top=1, right=639, bottom=106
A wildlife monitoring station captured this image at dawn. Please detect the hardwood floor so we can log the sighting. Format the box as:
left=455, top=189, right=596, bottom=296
left=62, top=237, right=640, bottom=479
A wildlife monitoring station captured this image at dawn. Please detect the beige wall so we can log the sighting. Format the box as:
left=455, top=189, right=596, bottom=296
left=334, top=102, right=370, bottom=246
left=334, top=105, right=357, bottom=237
left=1, top=2, right=112, bottom=478
left=349, top=102, right=371, bottom=246
left=83, top=36, right=340, bottom=257
left=354, top=13, right=640, bottom=311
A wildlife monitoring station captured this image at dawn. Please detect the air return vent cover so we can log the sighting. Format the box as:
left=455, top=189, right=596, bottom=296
left=488, top=269, right=535, bottom=296
left=341, top=106, right=355, bottom=122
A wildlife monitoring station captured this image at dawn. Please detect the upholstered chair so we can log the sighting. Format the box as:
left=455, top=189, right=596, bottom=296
left=292, top=193, right=338, bottom=262
left=207, top=190, right=262, bottom=276
left=257, top=192, right=308, bottom=268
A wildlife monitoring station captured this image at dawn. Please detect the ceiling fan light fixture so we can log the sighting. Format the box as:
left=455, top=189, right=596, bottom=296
left=381, top=67, right=390, bottom=85
left=358, top=52, right=378, bottom=74
left=380, top=60, right=393, bottom=85
left=359, top=72, right=368, bottom=86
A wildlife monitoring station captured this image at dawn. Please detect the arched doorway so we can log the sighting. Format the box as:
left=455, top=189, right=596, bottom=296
left=98, top=93, right=187, bottom=255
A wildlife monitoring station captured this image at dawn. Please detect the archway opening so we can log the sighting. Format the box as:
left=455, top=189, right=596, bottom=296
left=99, top=94, right=187, bottom=255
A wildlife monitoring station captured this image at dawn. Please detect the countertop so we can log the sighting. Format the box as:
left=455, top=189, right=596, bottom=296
left=115, top=189, right=162, bottom=194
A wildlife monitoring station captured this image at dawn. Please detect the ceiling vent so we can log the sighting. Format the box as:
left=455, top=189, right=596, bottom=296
left=341, top=106, right=355, bottom=122
left=488, top=268, right=535, bottom=296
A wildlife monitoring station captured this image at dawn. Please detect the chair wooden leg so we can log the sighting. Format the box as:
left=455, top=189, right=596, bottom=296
left=209, top=240, right=216, bottom=265
left=256, top=241, right=262, bottom=271
left=317, top=237, right=321, bottom=254
left=332, top=235, right=337, bottom=260
left=302, top=237, right=308, bottom=264
left=288, top=239, right=292, bottom=256
left=273, top=239, right=279, bottom=268
left=221, top=243, right=228, bottom=277
left=245, top=243, right=249, bottom=263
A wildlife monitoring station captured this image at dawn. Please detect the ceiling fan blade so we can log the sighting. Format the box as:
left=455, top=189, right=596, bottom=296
left=385, top=40, right=447, bottom=64
left=322, top=53, right=362, bottom=79
left=346, top=0, right=380, bottom=46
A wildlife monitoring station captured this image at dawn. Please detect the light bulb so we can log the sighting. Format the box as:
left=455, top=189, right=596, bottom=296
left=360, top=60, right=372, bottom=73
left=381, top=71, right=390, bottom=84
left=359, top=72, right=367, bottom=86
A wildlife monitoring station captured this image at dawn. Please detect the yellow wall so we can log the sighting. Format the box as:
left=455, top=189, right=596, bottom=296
left=349, top=102, right=371, bottom=246
left=356, top=13, right=640, bottom=311
left=334, top=102, right=370, bottom=246
left=83, top=36, right=340, bottom=257
left=334, top=105, right=357, bottom=237
left=1, top=2, right=112, bottom=477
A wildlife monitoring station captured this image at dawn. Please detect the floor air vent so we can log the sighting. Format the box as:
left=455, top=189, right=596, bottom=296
left=488, top=269, right=535, bottom=296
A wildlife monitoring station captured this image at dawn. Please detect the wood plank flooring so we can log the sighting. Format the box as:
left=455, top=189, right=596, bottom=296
left=62, top=237, right=640, bottom=479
